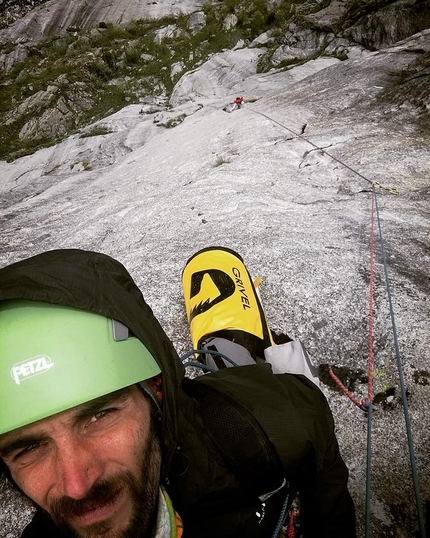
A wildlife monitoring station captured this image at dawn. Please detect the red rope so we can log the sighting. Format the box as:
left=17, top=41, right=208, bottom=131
left=287, top=509, right=295, bottom=538
left=329, top=369, right=367, bottom=410
left=327, top=190, right=377, bottom=412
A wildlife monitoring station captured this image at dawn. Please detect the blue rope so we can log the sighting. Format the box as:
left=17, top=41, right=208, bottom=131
left=271, top=491, right=290, bottom=538
left=239, top=107, right=424, bottom=535
left=180, top=349, right=240, bottom=368
left=374, top=193, right=426, bottom=538
left=181, top=360, right=216, bottom=373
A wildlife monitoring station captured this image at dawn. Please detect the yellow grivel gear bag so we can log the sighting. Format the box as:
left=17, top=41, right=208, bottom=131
left=182, top=247, right=274, bottom=360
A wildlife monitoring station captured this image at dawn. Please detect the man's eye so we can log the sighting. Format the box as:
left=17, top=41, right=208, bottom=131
left=90, top=408, right=115, bottom=423
left=16, top=443, right=40, bottom=460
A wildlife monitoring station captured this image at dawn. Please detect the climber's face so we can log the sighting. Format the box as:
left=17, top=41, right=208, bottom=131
left=0, top=385, right=162, bottom=538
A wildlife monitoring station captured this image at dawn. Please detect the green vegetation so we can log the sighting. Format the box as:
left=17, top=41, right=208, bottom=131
left=165, top=114, right=187, bottom=128
left=0, top=0, right=316, bottom=161
left=80, top=125, right=113, bottom=138
left=204, top=0, right=308, bottom=39
left=42, top=164, right=61, bottom=176
left=214, top=155, right=231, bottom=167
left=83, top=159, right=92, bottom=171
left=70, top=159, right=92, bottom=171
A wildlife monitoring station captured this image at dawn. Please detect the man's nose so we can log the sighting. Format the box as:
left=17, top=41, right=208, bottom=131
left=55, top=436, right=105, bottom=499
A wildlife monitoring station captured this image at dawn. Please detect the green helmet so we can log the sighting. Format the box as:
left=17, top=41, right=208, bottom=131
left=0, top=300, right=161, bottom=435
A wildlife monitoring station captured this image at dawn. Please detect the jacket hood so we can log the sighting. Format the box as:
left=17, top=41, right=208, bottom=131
left=0, top=249, right=186, bottom=466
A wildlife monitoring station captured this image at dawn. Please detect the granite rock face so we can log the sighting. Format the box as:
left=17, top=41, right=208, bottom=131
left=0, top=0, right=205, bottom=76
left=170, top=48, right=264, bottom=105
left=1, top=0, right=429, bottom=156
left=302, top=0, right=430, bottom=50
left=0, top=26, right=429, bottom=538
left=344, top=0, right=430, bottom=50
left=0, top=1, right=429, bottom=538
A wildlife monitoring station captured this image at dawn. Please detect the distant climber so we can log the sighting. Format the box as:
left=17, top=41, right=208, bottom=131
left=224, top=96, right=244, bottom=113
left=234, top=96, right=244, bottom=108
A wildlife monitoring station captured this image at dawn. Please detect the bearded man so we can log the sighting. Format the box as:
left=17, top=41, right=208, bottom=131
left=0, top=247, right=356, bottom=538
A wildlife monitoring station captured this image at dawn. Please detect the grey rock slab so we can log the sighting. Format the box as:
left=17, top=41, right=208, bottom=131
left=0, top=31, right=429, bottom=538
left=171, top=48, right=341, bottom=107
left=232, top=57, right=341, bottom=99
left=344, top=0, right=430, bottom=50
left=187, top=11, right=206, bottom=35
left=170, top=48, right=264, bottom=106
left=153, top=24, right=186, bottom=44
left=250, top=30, right=275, bottom=47
left=271, top=25, right=330, bottom=65
left=223, top=13, right=238, bottom=31
left=302, top=0, right=349, bottom=30
left=0, top=0, right=205, bottom=45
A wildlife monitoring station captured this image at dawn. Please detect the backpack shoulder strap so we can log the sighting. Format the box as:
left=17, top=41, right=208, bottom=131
left=183, top=376, right=286, bottom=498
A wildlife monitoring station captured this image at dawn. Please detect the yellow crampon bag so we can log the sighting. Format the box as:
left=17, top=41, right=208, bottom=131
left=182, top=247, right=274, bottom=360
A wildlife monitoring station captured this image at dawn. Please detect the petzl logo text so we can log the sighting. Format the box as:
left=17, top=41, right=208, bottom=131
left=10, top=356, right=55, bottom=385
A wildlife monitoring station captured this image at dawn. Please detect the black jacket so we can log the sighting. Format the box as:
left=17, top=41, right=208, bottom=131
left=0, top=249, right=356, bottom=537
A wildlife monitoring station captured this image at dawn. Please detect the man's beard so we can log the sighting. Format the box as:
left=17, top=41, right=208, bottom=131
left=47, top=424, right=162, bottom=538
